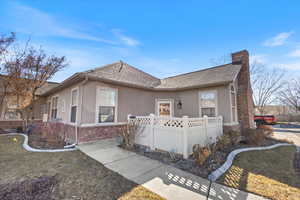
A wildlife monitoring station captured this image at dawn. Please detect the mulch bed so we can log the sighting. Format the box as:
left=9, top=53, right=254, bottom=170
left=28, top=132, right=66, bottom=149
left=126, top=138, right=281, bottom=178
left=0, top=176, right=58, bottom=200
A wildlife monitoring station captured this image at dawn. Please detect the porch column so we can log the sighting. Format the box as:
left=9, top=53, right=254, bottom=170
left=182, top=116, right=189, bottom=159
left=149, top=113, right=155, bottom=150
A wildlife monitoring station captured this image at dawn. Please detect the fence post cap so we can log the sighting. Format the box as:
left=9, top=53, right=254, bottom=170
left=149, top=113, right=155, bottom=117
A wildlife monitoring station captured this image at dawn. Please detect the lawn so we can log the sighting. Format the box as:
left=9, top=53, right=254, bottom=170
left=217, top=146, right=300, bottom=200
left=0, top=135, right=164, bottom=200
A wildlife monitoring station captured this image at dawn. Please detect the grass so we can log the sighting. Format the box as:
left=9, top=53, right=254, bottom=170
left=217, top=146, right=300, bottom=200
left=0, top=135, right=164, bottom=200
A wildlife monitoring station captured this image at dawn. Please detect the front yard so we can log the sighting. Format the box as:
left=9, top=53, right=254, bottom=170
left=217, top=146, right=300, bottom=200
left=0, top=135, right=164, bottom=200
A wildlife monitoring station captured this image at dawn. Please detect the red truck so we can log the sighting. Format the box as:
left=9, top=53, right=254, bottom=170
left=254, top=115, right=277, bottom=126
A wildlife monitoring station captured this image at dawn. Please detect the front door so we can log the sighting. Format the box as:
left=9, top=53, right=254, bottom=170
left=156, top=99, right=173, bottom=117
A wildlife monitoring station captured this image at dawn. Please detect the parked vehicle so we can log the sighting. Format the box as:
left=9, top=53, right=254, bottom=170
left=254, top=115, right=277, bottom=126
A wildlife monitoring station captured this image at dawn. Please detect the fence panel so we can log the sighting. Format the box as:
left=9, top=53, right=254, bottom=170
left=131, top=115, right=223, bottom=158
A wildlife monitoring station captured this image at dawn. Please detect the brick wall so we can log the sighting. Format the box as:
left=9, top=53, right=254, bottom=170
left=0, top=120, right=42, bottom=130
left=231, top=50, right=255, bottom=132
left=31, top=121, right=125, bottom=144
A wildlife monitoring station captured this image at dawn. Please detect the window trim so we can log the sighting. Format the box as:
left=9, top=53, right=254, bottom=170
left=69, top=87, right=79, bottom=123
left=155, top=99, right=174, bottom=117
left=198, top=90, right=218, bottom=117
left=51, top=95, right=59, bottom=120
left=95, top=86, right=118, bottom=124
left=229, top=84, right=238, bottom=123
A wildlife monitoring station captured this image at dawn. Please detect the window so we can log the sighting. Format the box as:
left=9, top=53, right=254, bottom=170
left=231, top=85, right=237, bottom=122
left=70, top=89, right=78, bottom=123
left=156, top=99, right=173, bottom=117
left=51, top=96, right=58, bottom=119
left=96, top=88, right=117, bottom=123
left=199, top=91, right=217, bottom=117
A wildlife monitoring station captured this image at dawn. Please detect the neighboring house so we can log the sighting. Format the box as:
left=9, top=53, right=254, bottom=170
left=0, top=77, right=59, bottom=120
left=27, top=50, right=254, bottom=143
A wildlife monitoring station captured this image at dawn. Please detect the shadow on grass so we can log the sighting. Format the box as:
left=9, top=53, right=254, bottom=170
left=217, top=146, right=300, bottom=200
left=0, top=135, right=164, bottom=200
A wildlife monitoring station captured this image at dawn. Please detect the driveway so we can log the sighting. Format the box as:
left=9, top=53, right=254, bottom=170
left=79, top=139, right=266, bottom=200
left=272, top=123, right=300, bottom=146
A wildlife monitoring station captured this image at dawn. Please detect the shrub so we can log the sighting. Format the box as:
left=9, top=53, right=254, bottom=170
left=244, top=128, right=266, bottom=145
left=215, top=134, right=231, bottom=151
left=192, top=144, right=211, bottom=165
left=16, top=126, right=23, bottom=133
left=258, top=125, right=273, bottom=136
left=224, top=130, right=241, bottom=145
left=118, top=121, right=142, bottom=149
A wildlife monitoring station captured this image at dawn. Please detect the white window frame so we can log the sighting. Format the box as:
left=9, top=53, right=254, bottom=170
left=198, top=90, right=218, bottom=117
left=61, top=99, right=66, bottom=113
left=51, top=95, right=59, bottom=119
left=95, top=86, right=118, bottom=124
left=155, top=99, right=174, bottom=117
left=229, top=84, right=238, bottom=123
left=70, top=87, right=79, bottom=123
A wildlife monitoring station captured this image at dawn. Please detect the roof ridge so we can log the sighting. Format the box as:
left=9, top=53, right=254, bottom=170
left=121, top=62, right=160, bottom=80
left=162, top=63, right=237, bottom=80
left=84, top=61, right=123, bottom=73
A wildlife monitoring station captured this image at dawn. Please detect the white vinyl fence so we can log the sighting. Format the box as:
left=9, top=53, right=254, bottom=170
left=128, top=114, right=223, bottom=158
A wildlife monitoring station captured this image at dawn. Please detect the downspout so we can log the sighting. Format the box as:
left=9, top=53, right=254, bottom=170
left=76, top=75, right=89, bottom=144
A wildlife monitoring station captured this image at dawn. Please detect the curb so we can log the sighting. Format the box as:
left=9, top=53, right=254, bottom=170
left=208, top=143, right=294, bottom=181
left=1, top=133, right=77, bottom=152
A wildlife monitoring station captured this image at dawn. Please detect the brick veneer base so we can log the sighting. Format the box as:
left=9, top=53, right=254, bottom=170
left=31, top=122, right=125, bottom=144
left=0, top=120, right=42, bottom=130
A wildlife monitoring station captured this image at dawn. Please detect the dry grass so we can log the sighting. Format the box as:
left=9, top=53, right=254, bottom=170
left=0, top=135, right=164, bottom=200
left=217, top=146, right=300, bottom=200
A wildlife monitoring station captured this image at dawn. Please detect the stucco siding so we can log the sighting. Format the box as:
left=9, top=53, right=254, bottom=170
left=47, top=82, right=83, bottom=123
left=79, top=81, right=232, bottom=124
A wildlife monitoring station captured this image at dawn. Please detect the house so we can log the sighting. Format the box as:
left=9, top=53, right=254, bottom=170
left=0, top=50, right=255, bottom=143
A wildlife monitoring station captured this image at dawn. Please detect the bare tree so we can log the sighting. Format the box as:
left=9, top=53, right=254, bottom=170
left=0, top=33, right=15, bottom=118
left=1, top=35, right=67, bottom=123
left=252, top=66, right=285, bottom=114
left=0, top=32, right=15, bottom=57
left=210, top=54, right=286, bottom=115
left=278, top=79, right=300, bottom=112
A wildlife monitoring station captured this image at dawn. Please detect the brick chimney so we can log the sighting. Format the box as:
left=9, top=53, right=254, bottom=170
left=231, top=50, right=255, bottom=131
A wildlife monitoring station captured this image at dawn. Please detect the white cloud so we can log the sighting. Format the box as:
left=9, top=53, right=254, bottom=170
left=112, top=29, right=140, bottom=47
left=288, top=48, right=300, bottom=58
left=277, top=62, right=300, bottom=70
left=10, top=3, right=116, bottom=44
left=250, top=54, right=268, bottom=64
left=263, top=31, right=294, bottom=47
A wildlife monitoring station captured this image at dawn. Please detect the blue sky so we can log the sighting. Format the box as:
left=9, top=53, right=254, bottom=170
left=1, top=0, right=300, bottom=82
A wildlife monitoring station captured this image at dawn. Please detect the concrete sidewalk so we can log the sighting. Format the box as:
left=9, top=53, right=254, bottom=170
left=79, top=138, right=266, bottom=200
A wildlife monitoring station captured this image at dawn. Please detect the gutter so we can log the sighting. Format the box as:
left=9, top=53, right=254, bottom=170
left=75, top=75, right=89, bottom=144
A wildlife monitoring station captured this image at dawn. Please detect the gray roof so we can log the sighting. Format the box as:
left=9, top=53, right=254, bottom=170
left=85, top=61, right=161, bottom=88
left=41, top=61, right=241, bottom=96
left=158, top=64, right=241, bottom=89
left=36, top=82, right=59, bottom=96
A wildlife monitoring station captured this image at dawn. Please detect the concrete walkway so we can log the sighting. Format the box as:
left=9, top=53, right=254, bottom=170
left=78, top=139, right=266, bottom=200
left=272, top=125, right=300, bottom=147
